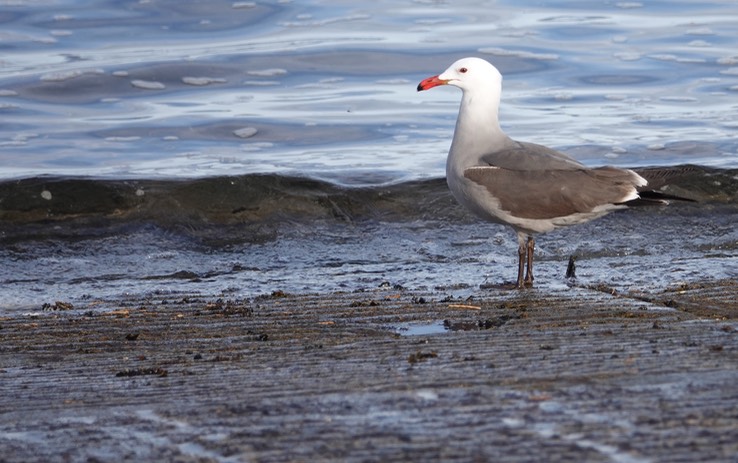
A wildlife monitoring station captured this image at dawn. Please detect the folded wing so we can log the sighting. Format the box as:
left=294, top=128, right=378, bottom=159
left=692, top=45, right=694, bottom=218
left=464, top=165, right=645, bottom=220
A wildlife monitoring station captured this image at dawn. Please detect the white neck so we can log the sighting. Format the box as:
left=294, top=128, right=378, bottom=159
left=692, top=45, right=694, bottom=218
left=447, top=85, right=508, bottom=177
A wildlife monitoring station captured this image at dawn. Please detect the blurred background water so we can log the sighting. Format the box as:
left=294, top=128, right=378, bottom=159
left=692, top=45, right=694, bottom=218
left=1, top=0, right=737, bottom=183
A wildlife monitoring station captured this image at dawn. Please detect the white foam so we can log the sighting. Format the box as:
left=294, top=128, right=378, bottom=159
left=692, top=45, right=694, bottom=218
left=105, top=136, right=142, bottom=142
left=717, top=56, right=738, bottom=65
left=614, top=52, right=642, bottom=61
left=232, top=1, right=256, bottom=8
left=688, top=40, right=711, bottom=47
left=278, top=14, right=370, bottom=27
left=40, top=69, right=104, bottom=82
left=686, top=27, right=713, bottom=35
left=242, top=80, right=280, bottom=86
left=182, top=76, right=227, bottom=86
left=130, top=79, right=165, bottom=90
left=479, top=47, right=559, bottom=61
left=246, top=68, right=288, bottom=77
left=648, top=54, right=706, bottom=63
left=233, top=127, right=258, bottom=138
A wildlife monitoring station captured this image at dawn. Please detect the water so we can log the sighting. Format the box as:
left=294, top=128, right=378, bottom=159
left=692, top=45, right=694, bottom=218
left=1, top=1, right=738, bottom=311
left=1, top=0, right=737, bottom=182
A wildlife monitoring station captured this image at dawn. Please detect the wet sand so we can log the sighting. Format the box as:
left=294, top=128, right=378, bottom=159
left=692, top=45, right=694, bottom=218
left=2, top=278, right=737, bottom=462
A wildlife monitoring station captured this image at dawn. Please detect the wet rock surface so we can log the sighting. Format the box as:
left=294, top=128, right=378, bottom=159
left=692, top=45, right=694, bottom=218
left=1, top=281, right=737, bottom=462
left=1, top=166, right=737, bottom=461
left=2, top=166, right=737, bottom=307
left=1, top=166, right=736, bottom=232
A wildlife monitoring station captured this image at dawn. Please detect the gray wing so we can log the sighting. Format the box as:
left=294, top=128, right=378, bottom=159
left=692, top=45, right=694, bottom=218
left=478, top=141, right=586, bottom=171
left=464, top=164, right=644, bottom=220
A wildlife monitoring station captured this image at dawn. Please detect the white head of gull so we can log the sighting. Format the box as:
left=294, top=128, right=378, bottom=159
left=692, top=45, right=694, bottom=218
left=418, top=57, right=662, bottom=289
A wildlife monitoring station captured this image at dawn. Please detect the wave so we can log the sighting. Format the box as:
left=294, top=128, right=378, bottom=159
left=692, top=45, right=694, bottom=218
left=1, top=165, right=736, bottom=245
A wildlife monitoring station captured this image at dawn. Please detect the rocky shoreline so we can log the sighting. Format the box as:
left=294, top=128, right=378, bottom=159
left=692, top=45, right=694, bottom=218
left=1, top=279, right=736, bottom=462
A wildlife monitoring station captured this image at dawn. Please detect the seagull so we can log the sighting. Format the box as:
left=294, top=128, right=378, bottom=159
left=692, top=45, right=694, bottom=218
left=417, top=57, right=680, bottom=289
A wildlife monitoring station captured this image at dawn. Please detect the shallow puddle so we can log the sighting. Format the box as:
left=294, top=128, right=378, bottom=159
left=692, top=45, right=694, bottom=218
left=395, top=322, right=448, bottom=336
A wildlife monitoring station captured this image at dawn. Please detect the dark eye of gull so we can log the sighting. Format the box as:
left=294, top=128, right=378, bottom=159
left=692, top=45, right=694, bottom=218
left=459, top=67, right=468, bottom=73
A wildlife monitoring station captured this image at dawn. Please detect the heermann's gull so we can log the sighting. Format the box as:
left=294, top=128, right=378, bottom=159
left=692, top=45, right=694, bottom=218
left=417, top=57, right=678, bottom=289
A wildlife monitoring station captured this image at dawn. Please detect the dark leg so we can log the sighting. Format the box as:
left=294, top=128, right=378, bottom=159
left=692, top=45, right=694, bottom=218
left=524, top=236, right=535, bottom=285
left=565, top=255, right=577, bottom=279
left=516, top=241, right=526, bottom=289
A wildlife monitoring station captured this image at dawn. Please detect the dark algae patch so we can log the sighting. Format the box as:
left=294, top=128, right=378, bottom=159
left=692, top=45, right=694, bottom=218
left=1, top=166, right=735, bottom=243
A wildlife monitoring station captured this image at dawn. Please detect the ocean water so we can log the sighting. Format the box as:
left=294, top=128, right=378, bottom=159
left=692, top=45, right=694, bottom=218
left=1, top=0, right=737, bottom=182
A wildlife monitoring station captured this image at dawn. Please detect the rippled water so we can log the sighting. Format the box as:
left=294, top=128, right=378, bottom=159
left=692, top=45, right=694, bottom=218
left=1, top=0, right=737, bottom=182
